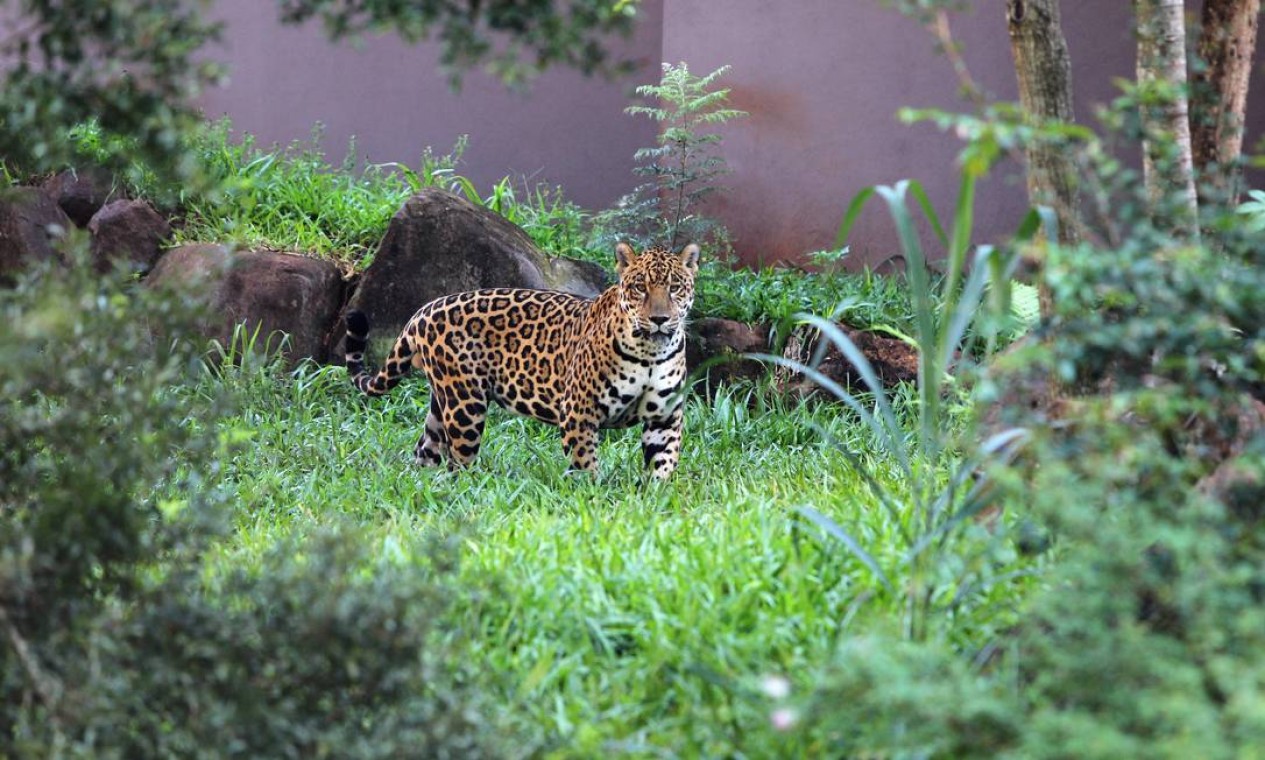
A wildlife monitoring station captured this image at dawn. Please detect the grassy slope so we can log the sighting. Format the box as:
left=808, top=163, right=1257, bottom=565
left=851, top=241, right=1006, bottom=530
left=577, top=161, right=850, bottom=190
left=93, top=121, right=920, bottom=332
left=207, top=363, right=1023, bottom=757
left=90, top=121, right=1027, bottom=754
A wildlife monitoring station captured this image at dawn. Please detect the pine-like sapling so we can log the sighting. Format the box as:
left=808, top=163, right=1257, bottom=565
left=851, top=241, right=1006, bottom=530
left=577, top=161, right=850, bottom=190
left=594, top=62, right=747, bottom=250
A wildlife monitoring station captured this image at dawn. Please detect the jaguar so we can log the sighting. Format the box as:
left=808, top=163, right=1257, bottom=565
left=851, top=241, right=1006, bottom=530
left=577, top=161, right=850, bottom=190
left=344, top=242, right=699, bottom=479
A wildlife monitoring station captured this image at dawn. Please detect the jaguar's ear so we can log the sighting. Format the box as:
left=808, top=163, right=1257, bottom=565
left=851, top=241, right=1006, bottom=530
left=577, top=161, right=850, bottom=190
left=679, top=243, right=700, bottom=271
left=615, top=242, right=637, bottom=275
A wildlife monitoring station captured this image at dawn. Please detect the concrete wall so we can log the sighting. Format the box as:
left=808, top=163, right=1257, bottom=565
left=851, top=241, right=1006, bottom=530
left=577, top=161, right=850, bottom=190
left=665, top=0, right=1265, bottom=266
left=199, top=1, right=1265, bottom=268
left=198, top=0, right=665, bottom=211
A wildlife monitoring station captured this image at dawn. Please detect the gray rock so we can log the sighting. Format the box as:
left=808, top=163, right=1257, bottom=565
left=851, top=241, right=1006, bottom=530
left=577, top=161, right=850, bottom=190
left=148, top=245, right=346, bottom=365
left=147, top=243, right=233, bottom=289
left=342, top=188, right=610, bottom=348
left=0, top=187, right=73, bottom=285
left=88, top=199, right=172, bottom=274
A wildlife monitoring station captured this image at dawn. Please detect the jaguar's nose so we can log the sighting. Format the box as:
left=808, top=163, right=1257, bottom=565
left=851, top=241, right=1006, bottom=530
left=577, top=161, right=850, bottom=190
left=649, top=315, right=670, bottom=326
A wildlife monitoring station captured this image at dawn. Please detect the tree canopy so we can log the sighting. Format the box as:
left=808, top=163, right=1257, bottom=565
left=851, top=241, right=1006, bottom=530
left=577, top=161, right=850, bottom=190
left=0, top=0, right=640, bottom=185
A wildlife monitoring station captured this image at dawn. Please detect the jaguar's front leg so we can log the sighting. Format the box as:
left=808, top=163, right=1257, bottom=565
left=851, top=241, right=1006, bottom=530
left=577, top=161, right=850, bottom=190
left=641, top=404, right=684, bottom=480
left=561, top=410, right=601, bottom=475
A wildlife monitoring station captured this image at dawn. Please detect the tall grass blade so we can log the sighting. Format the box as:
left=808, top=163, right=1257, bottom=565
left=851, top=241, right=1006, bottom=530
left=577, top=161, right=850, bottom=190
left=796, top=505, right=892, bottom=591
left=875, top=182, right=938, bottom=456
left=907, top=427, right=1029, bottom=559
left=810, top=421, right=915, bottom=547
left=796, top=315, right=913, bottom=480
left=905, top=179, right=950, bottom=248
left=834, top=186, right=877, bottom=249
left=751, top=322, right=913, bottom=487
left=748, top=353, right=891, bottom=447
left=937, top=246, right=993, bottom=375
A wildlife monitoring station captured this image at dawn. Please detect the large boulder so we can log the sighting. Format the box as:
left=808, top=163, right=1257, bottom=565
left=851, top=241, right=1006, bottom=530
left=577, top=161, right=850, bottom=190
left=147, top=245, right=346, bottom=365
left=686, top=318, right=772, bottom=394
left=146, top=243, right=232, bottom=289
left=342, top=188, right=609, bottom=348
left=42, top=168, right=122, bottom=228
left=0, top=187, right=73, bottom=285
left=88, top=199, right=172, bottom=274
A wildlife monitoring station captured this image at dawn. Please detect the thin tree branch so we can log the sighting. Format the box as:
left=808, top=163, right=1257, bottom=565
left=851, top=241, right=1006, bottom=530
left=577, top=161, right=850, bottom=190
left=929, top=10, right=988, bottom=111
left=0, top=603, right=65, bottom=730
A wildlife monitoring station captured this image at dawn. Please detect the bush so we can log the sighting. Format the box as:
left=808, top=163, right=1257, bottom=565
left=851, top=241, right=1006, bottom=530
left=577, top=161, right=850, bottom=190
left=773, top=97, right=1265, bottom=757
left=776, top=249, right=1265, bottom=760
left=0, top=253, right=518, bottom=757
left=61, top=532, right=513, bottom=759
left=0, top=248, right=226, bottom=645
left=1004, top=405, right=1265, bottom=758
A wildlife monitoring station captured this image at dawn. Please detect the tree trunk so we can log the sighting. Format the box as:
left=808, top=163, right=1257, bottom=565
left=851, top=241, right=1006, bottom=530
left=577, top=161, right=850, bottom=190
left=1191, top=0, right=1260, bottom=207
left=1005, top=0, right=1080, bottom=320
left=1135, top=0, right=1200, bottom=238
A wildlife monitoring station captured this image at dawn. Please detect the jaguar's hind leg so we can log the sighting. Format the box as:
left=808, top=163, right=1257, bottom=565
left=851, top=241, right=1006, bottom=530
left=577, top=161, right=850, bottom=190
left=414, top=394, right=449, bottom=467
left=441, top=385, right=488, bottom=469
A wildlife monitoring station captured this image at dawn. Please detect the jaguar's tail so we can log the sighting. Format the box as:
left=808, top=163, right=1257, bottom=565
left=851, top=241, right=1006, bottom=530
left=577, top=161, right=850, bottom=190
left=345, top=309, right=414, bottom=397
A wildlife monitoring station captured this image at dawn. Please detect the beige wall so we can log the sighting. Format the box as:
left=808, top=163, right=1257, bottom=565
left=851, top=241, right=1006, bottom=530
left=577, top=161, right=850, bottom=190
left=665, top=0, right=1265, bottom=266
left=198, top=0, right=665, bottom=211
left=199, top=1, right=1265, bottom=268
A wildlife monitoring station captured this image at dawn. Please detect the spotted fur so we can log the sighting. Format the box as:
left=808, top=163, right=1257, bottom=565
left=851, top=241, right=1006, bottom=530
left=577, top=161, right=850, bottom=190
left=345, top=243, right=699, bottom=479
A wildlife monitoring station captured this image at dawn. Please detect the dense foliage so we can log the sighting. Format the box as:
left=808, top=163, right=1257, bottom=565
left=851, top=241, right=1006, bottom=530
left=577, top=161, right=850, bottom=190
left=5, top=1, right=1264, bottom=754
left=0, top=257, right=517, bottom=757
left=768, top=71, right=1265, bottom=755
left=0, top=0, right=223, bottom=188
left=276, top=0, right=639, bottom=85
left=0, top=0, right=640, bottom=186
left=783, top=236, right=1265, bottom=757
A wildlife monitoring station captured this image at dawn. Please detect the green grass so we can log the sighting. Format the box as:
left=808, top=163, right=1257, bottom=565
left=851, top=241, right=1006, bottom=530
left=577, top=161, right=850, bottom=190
left=62, top=119, right=921, bottom=331
left=694, top=262, right=919, bottom=332
left=169, top=123, right=452, bottom=268
left=164, top=123, right=611, bottom=273
left=202, top=361, right=1031, bottom=757
left=168, top=122, right=921, bottom=331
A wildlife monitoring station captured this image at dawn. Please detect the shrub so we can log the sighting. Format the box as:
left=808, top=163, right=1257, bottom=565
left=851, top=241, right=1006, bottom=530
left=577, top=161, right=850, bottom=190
left=60, top=531, right=514, bottom=759
left=773, top=87, right=1265, bottom=758
left=0, top=249, right=227, bottom=646
left=0, top=253, right=518, bottom=757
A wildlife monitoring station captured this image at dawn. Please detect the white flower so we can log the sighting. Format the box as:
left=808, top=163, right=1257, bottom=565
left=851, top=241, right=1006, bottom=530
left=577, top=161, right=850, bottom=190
left=760, top=675, right=792, bottom=700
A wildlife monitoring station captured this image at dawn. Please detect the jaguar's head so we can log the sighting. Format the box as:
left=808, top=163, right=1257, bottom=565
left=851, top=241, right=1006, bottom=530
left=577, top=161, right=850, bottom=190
left=615, top=242, right=700, bottom=342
